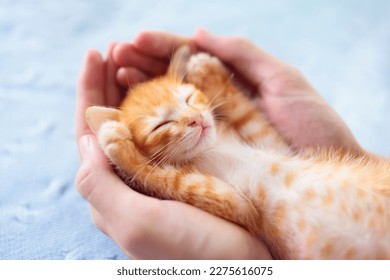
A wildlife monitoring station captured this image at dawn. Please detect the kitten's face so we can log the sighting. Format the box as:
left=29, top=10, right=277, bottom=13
left=121, top=78, right=217, bottom=163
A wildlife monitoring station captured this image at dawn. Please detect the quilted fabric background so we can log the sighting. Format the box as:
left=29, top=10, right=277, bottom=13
left=0, top=0, right=389, bottom=259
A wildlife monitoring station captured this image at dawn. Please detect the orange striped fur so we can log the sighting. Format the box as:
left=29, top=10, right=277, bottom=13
left=86, top=46, right=390, bottom=259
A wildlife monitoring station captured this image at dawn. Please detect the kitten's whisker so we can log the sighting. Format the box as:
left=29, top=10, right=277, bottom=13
left=179, top=58, right=199, bottom=84
left=149, top=141, right=175, bottom=162
left=143, top=147, right=181, bottom=184
left=126, top=76, right=133, bottom=92
left=163, top=133, right=193, bottom=164
left=139, top=134, right=193, bottom=183
left=136, top=142, right=175, bottom=178
left=123, top=138, right=176, bottom=187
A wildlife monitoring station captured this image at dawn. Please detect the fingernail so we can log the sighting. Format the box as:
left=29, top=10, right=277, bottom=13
left=78, top=134, right=94, bottom=160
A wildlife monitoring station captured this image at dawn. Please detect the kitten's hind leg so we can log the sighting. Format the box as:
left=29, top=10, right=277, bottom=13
left=98, top=120, right=257, bottom=231
left=185, top=53, right=287, bottom=150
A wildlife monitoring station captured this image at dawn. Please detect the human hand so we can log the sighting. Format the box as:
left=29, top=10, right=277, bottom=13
left=191, top=29, right=363, bottom=154
left=75, top=42, right=271, bottom=259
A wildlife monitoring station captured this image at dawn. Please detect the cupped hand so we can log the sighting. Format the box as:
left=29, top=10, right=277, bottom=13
left=75, top=42, right=271, bottom=259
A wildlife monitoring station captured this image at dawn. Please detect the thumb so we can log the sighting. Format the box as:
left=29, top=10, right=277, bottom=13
left=193, top=29, right=286, bottom=88
left=76, top=134, right=114, bottom=199
left=77, top=134, right=112, bottom=171
left=75, top=135, right=129, bottom=214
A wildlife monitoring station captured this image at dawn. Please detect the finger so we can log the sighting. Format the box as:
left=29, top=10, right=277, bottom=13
left=113, top=42, right=167, bottom=76
left=193, top=29, right=286, bottom=89
left=105, top=42, right=124, bottom=107
left=75, top=50, right=105, bottom=141
left=117, top=67, right=150, bottom=88
left=76, top=134, right=144, bottom=219
left=132, top=30, right=190, bottom=59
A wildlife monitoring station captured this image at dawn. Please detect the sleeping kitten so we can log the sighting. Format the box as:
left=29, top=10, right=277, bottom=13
left=86, top=46, right=390, bottom=259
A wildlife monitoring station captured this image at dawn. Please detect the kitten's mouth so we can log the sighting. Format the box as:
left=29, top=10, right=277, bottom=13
left=194, top=125, right=211, bottom=146
left=201, top=125, right=210, bottom=136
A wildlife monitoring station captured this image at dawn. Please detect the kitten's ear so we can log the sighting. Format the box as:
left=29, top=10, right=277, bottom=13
left=85, top=106, right=121, bottom=134
left=167, top=44, right=194, bottom=80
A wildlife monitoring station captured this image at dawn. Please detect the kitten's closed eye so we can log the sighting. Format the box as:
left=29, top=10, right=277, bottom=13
left=186, top=94, right=195, bottom=105
left=152, top=120, right=173, bottom=132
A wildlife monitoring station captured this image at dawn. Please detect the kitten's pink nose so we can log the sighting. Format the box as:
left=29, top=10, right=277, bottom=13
left=188, top=115, right=204, bottom=127
left=188, top=119, right=201, bottom=127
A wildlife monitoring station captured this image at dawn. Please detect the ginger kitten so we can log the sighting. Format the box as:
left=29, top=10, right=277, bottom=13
left=86, top=46, right=390, bottom=259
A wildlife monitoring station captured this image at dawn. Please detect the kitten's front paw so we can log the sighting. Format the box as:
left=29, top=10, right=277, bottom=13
left=98, top=121, right=151, bottom=177
left=97, top=120, right=132, bottom=160
left=185, top=53, right=230, bottom=88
